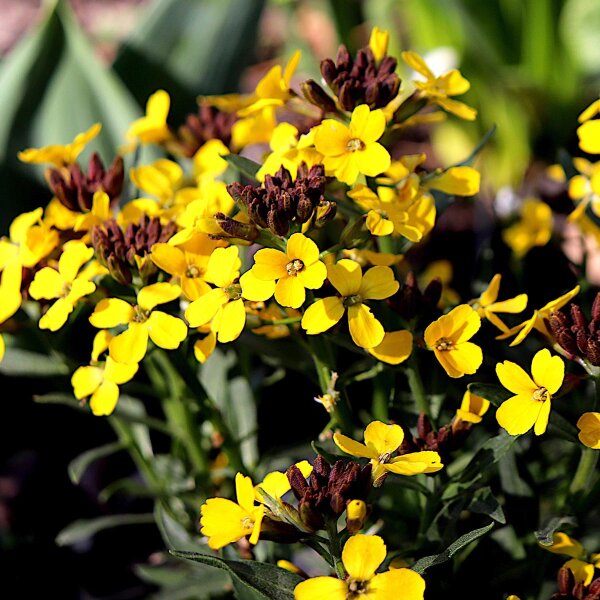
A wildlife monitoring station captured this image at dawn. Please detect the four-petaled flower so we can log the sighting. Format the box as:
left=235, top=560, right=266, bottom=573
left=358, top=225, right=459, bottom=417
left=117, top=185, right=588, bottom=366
left=495, top=348, right=564, bottom=436
left=301, top=259, right=399, bottom=349
left=424, top=304, right=483, bottom=378
left=294, top=534, right=425, bottom=600
left=200, top=472, right=264, bottom=550
left=333, top=421, right=443, bottom=486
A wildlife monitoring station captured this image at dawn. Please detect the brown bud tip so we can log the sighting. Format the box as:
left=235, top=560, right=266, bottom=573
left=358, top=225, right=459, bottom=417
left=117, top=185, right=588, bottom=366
left=558, top=565, right=575, bottom=594
left=301, top=80, right=338, bottom=114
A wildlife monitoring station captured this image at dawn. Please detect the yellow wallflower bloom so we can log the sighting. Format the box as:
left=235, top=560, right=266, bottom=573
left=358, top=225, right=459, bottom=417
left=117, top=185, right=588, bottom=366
left=294, top=534, right=426, bottom=600
left=367, top=330, right=413, bottom=365
left=424, top=304, right=482, bottom=378
left=185, top=246, right=247, bottom=343
left=200, top=472, right=264, bottom=550
left=541, top=532, right=596, bottom=586
left=301, top=259, right=399, bottom=349
left=89, top=282, right=187, bottom=364
left=456, top=390, right=490, bottom=424
left=496, top=285, right=580, bottom=347
left=28, top=241, right=97, bottom=331
left=333, top=421, right=443, bottom=486
left=472, top=274, right=528, bottom=333
left=577, top=100, right=600, bottom=155
left=193, top=139, right=230, bottom=181
left=495, top=348, right=564, bottom=436
left=577, top=412, right=600, bottom=449
left=72, top=357, right=138, bottom=416
left=568, top=158, right=600, bottom=221
left=240, top=233, right=327, bottom=309
left=314, top=105, right=391, bottom=185
left=255, top=460, right=313, bottom=502
left=18, top=123, right=101, bottom=167
left=369, top=26, right=389, bottom=63
left=126, top=90, right=171, bottom=145
left=401, top=51, right=476, bottom=121
left=130, top=159, right=184, bottom=202
left=503, top=198, right=553, bottom=258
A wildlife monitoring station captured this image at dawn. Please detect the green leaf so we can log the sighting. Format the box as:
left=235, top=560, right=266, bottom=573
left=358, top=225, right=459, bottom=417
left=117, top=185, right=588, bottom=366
left=411, top=522, right=495, bottom=574
left=113, top=0, right=266, bottom=123
left=468, top=487, right=506, bottom=524
left=56, top=513, right=155, bottom=546
left=467, top=382, right=511, bottom=407
left=68, top=441, right=125, bottom=485
left=548, top=410, right=580, bottom=444
left=171, top=551, right=302, bottom=600
left=498, top=446, right=533, bottom=497
left=535, top=515, right=578, bottom=546
left=155, top=501, right=207, bottom=553
left=0, top=347, right=70, bottom=377
left=225, top=154, right=261, bottom=180
left=311, top=441, right=339, bottom=465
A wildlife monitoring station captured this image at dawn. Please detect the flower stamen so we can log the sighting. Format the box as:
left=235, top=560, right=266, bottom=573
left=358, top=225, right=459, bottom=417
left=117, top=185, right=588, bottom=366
left=286, top=259, right=305, bottom=276
left=346, top=138, right=365, bottom=152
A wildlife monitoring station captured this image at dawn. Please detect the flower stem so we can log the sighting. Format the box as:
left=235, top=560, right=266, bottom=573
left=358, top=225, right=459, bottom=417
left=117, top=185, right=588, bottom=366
left=325, top=518, right=346, bottom=580
left=405, top=355, right=429, bottom=417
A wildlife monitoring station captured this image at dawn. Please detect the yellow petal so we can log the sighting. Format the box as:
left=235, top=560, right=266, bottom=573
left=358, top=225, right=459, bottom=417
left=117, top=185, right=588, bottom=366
left=577, top=412, right=600, bottom=449
left=185, top=288, right=228, bottom=327
left=443, top=341, right=483, bottom=377
left=39, top=298, right=74, bottom=331
left=302, top=297, right=345, bottom=335
left=71, top=365, right=103, bottom=399
left=294, top=577, right=348, bottom=600
left=430, top=166, right=480, bottom=196
left=370, top=569, right=425, bottom=600
left=350, top=106, right=386, bottom=144
left=387, top=451, right=443, bottom=475
left=151, top=243, right=187, bottom=276
left=487, top=294, right=528, bottom=314
left=333, top=433, right=376, bottom=459
left=342, top=534, right=386, bottom=581
left=479, top=274, right=501, bottom=306
left=436, top=96, right=477, bottom=120
left=240, top=270, right=276, bottom=302
left=578, top=120, right=600, bottom=155
left=496, top=394, right=542, bottom=436
left=216, top=299, right=246, bottom=343
left=201, top=497, right=252, bottom=549
left=0, top=261, right=22, bottom=322
left=104, top=356, right=138, bottom=384
left=90, top=380, right=120, bottom=416
left=534, top=398, right=551, bottom=436
left=58, top=241, right=93, bottom=282
left=28, top=267, right=65, bottom=300
left=348, top=303, right=385, bottom=349
left=138, top=282, right=182, bottom=311
left=275, top=276, right=305, bottom=308
left=204, top=246, right=241, bottom=288
left=448, top=304, right=481, bottom=343
left=89, top=298, right=135, bottom=328
left=496, top=360, right=536, bottom=396
left=564, top=559, right=595, bottom=586
left=364, top=421, right=404, bottom=455
left=369, top=26, right=389, bottom=62
left=314, top=120, right=350, bottom=156
left=359, top=266, right=398, bottom=300
left=0, top=334, right=5, bottom=362
left=543, top=532, right=585, bottom=559
left=297, top=260, right=327, bottom=290
left=252, top=248, right=288, bottom=281
left=401, top=51, right=434, bottom=80
left=327, top=259, right=362, bottom=296
left=287, top=233, right=320, bottom=265
left=109, top=322, right=149, bottom=364
left=236, top=472, right=256, bottom=514
left=355, top=143, right=391, bottom=177
left=531, top=349, right=564, bottom=394
left=366, top=210, right=395, bottom=236
left=368, top=330, right=413, bottom=365
left=147, top=311, right=188, bottom=350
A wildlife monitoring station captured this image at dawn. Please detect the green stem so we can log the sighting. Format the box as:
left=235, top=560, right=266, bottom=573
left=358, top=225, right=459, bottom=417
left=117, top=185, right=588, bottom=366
left=325, top=518, right=346, bottom=579
left=569, top=447, right=598, bottom=498
left=405, top=356, right=429, bottom=417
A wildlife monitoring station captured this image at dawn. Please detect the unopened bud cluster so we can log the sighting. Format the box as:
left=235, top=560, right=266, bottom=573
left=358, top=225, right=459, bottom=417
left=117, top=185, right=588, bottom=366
left=389, top=272, right=443, bottom=322
left=552, top=565, right=600, bottom=600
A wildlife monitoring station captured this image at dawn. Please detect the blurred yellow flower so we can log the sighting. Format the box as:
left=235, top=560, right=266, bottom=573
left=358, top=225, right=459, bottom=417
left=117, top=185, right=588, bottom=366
left=369, top=26, right=389, bottom=63
left=126, top=89, right=171, bottom=145
left=456, top=390, right=490, bottom=424
left=577, top=100, right=600, bottom=155
left=577, top=412, right=600, bottom=449
left=424, top=304, right=482, bottom=378
left=472, top=274, right=528, bottom=333
left=503, top=198, right=553, bottom=258
left=495, top=348, right=564, bottom=436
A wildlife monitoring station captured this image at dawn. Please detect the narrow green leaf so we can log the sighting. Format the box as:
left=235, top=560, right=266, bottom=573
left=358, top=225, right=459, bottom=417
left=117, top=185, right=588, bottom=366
left=411, top=522, right=495, bottom=574
left=56, top=514, right=155, bottom=546
left=498, top=447, right=533, bottom=497
left=68, top=441, right=125, bottom=485
left=548, top=410, right=580, bottom=444
left=468, top=487, right=506, bottom=524
left=170, top=551, right=302, bottom=600
left=311, top=441, right=339, bottom=465
left=225, top=154, right=261, bottom=180
left=0, top=347, right=70, bottom=377
left=535, top=515, right=577, bottom=546
left=467, top=382, right=511, bottom=407
left=455, top=124, right=497, bottom=167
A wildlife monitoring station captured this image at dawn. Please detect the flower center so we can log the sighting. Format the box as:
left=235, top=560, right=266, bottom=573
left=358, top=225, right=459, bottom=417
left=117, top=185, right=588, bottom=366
left=347, top=579, right=369, bottom=598
left=133, top=305, right=150, bottom=323
left=224, top=284, right=243, bottom=301
left=532, top=387, right=549, bottom=402
left=186, top=264, right=201, bottom=278
left=435, top=337, right=454, bottom=351
left=286, top=259, right=305, bottom=276
left=343, top=294, right=362, bottom=307
left=346, top=138, right=365, bottom=152
left=378, top=451, right=392, bottom=464
left=240, top=516, right=255, bottom=531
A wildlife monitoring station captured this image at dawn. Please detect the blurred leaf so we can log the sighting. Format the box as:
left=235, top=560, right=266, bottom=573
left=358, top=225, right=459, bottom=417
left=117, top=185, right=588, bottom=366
left=560, top=0, right=600, bottom=75
left=498, top=446, right=533, bottom=497
left=311, top=441, right=339, bottom=465
left=225, top=154, right=261, bottom=180
left=68, top=441, right=125, bottom=485
left=171, top=551, right=301, bottom=600
left=155, top=501, right=207, bottom=553
left=411, top=522, right=495, bottom=574
left=0, top=347, right=70, bottom=377
left=113, top=0, right=266, bottom=123
left=548, top=410, right=580, bottom=444
left=535, top=515, right=578, bottom=546
left=56, top=514, right=155, bottom=546
left=468, top=487, right=506, bottom=524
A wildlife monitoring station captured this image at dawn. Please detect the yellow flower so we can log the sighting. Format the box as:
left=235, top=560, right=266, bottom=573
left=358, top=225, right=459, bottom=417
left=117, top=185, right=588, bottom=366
left=126, top=90, right=171, bottom=145
left=73, top=190, right=113, bottom=234
left=294, top=534, right=425, bottom=600
left=496, top=285, right=580, bottom=347
left=255, top=460, right=313, bottom=502
left=424, top=304, right=482, bottom=378
left=241, top=233, right=327, bottom=309
left=28, top=241, right=98, bottom=331
left=314, top=105, right=391, bottom=185
left=89, top=282, right=187, bottom=364
left=18, top=123, right=101, bottom=167
left=577, top=100, right=600, bottom=155
left=130, top=159, right=184, bottom=203
left=246, top=302, right=300, bottom=339
left=471, top=274, right=528, bottom=333
left=301, top=259, right=399, bottom=349
left=401, top=51, right=476, bottom=121
left=200, top=472, right=264, bottom=550
left=369, top=26, right=389, bottom=63
left=341, top=248, right=403, bottom=267
left=577, top=412, right=600, bottom=449
left=367, top=330, right=413, bottom=365
left=495, top=348, right=564, bottom=436
left=567, top=158, right=600, bottom=221
left=193, top=139, right=230, bottom=181
left=185, top=246, right=247, bottom=343
left=456, top=390, right=490, bottom=424
left=72, top=357, right=138, bottom=416
left=503, top=198, right=553, bottom=258
left=541, top=532, right=597, bottom=586
left=333, top=421, right=443, bottom=486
